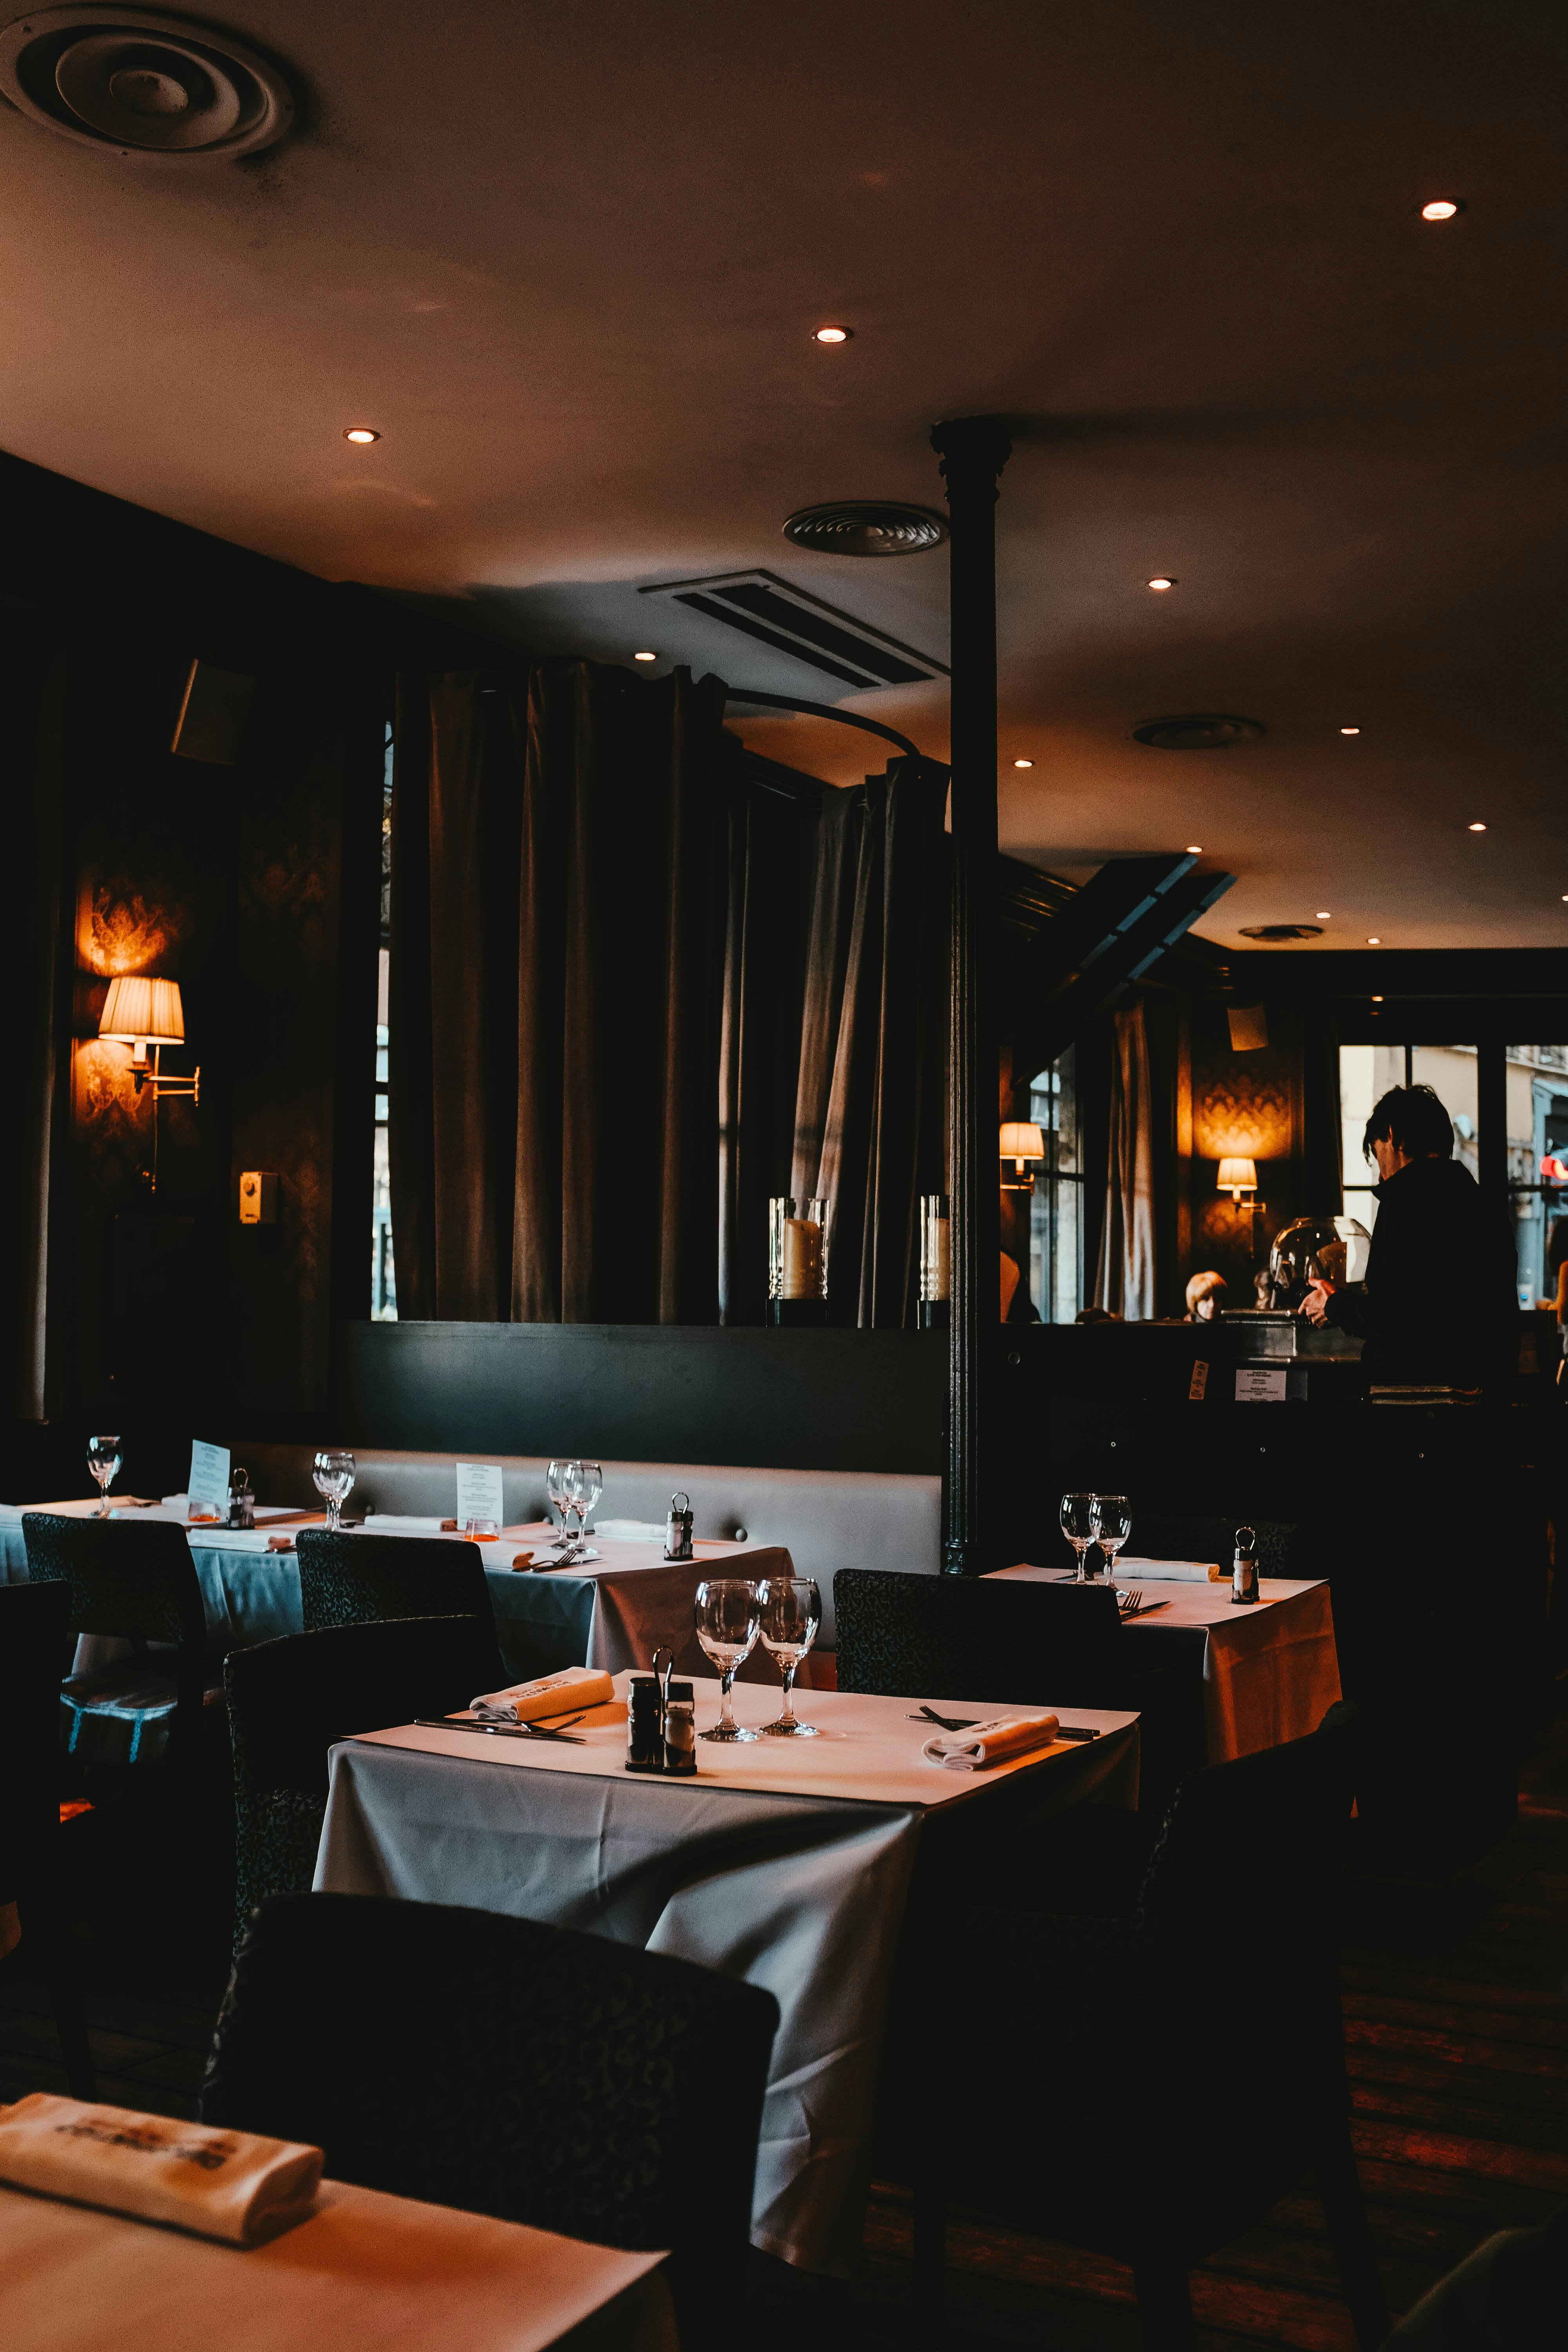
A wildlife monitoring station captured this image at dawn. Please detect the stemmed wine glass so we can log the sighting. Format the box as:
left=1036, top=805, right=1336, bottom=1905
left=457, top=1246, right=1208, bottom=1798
left=546, top=1459, right=572, bottom=1551
left=87, top=1435, right=122, bottom=1517
left=574, top=1462, right=603, bottom=1558
left=756, top=1577, right=822, bottom=1737
left=312, top=1448, right=356, bottom=1533
left=694, top=1578, right=761, bottom=1742
left=1059, top=1492, right=1098, bottom=1581
left=1091, top=1493, right=1132, bottom=1580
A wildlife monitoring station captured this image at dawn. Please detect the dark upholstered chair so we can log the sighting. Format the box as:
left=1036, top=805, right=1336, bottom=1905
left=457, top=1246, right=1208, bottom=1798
left=0, top=1579, right=94, bottom=2097
left=225, top=1615, right=502, bottom=1951
left=907, top=1703, right=1387, bottom=2352
left=202, top=1893, right=778, bottom=2343
left=294, top=1530, right=505, bottom=1681
left=833, top=1567, right=1202, bottom=1810
left=22, top=1512, right=211, bottom=1767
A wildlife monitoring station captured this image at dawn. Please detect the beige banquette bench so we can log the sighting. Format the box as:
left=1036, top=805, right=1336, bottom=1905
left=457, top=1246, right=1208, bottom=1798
left=236, top=1446, right=941, bottom=1654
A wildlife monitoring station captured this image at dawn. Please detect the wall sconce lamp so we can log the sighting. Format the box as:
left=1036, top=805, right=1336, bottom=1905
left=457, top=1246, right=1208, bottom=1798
left=1216, top=1156, right=1258, bottom=1203
left=1000, top=1121, right=1047, bottom=1193
left=99, top=976, right=200, bottom=1193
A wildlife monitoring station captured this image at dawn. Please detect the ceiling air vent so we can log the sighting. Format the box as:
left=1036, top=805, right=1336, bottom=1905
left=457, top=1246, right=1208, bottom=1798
left=1240, top=924, right=1324, bottom=942
left=782, top=501, right=948, bottom=558
left=1132, top=714, right=1265, bottom=750
left=0, top=7, right=293, bottom=157
left=641, top=570, right=946, bottom=693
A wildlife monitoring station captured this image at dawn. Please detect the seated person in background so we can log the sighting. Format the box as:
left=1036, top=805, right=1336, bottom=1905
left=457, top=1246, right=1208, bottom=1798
left=1185, top=1270, right=1227, bottom=1321
left=1303, top=1083, right=1519, bottom=1389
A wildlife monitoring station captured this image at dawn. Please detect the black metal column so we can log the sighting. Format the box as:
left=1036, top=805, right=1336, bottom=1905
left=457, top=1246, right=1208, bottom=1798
left=932, top=416, right=1011, bottom=1575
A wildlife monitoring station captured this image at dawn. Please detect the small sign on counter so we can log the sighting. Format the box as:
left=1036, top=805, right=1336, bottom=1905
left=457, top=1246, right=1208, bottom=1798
left=1235, top=1366, right=1289, bottom=1403
left=455, top=1461, right=505, bottom=1527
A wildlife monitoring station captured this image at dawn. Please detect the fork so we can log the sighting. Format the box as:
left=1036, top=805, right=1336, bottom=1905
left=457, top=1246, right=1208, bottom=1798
left=1118, top=1586, right=1143, bottom=1618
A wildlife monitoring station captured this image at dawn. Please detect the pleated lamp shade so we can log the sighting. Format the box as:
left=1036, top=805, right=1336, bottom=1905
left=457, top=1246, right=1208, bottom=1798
left=998, top=1121, right=1046, bottom=1161
left=1217, top=1156, right=1258, bottom=1197
left=100, top=975, right=185, bottom=1047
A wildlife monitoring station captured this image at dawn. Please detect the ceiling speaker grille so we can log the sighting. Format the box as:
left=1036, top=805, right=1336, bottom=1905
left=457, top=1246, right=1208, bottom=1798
left=1132, top=713, right=1265, bottom=750
left=0, top=7, right=293, bottom=156
left=641, top=570, right=946, bottom=692
left=782, top=502, right=948, bottom=558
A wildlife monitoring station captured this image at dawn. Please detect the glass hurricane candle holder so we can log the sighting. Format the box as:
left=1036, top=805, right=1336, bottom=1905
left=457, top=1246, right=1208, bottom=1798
left=919, top=1193, right=951, bottom=1330
left=768, top=1196, right=829, bottom=1327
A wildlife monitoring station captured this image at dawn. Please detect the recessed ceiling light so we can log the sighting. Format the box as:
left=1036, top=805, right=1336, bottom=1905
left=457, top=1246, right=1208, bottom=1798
left=633, top=650, right=657, bottom=662
left=1316, top=911, right=1332, bottom=920
left=1367, top=936, right=1381, bottom=945
left=1013, top=758, right=1034, bottom=769
left=1421, top=200, right=1460, bottom=221
left=1185, top=844, right=1203, bottom=854
left=1146, top=576, right=1176, bottom=592
left=1468, top=821, right=1487, bottom=831
left=812, top=325, right=852, bottom=344
left=1339, top=726, right=1360, bottom=737
left=343, top=426, right=380, bottom=444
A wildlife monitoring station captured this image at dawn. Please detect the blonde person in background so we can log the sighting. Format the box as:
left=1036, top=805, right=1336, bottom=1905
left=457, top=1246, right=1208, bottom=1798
left=1185, top=1270, right=1227, bottom=1322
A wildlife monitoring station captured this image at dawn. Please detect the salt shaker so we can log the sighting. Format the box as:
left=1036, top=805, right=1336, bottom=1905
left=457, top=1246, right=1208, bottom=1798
left=664, top=1491, right=694, bottom=1562
left=1232, top=1523, right=1259, bottom=1606
left=661, top=1681, right=697, bottom=1773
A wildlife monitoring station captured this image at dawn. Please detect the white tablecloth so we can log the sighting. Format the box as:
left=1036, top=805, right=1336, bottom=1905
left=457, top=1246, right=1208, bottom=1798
left=314, top=1673, right=1140, bottom=2275
left=988, top=1567, right=1342, bottom=1760
left=0, top=2175, right=674, bottom=2352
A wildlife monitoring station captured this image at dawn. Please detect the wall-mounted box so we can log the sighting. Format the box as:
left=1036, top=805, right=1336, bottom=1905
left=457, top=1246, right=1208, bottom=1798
left=239, top=1171, right=278, bottom=1225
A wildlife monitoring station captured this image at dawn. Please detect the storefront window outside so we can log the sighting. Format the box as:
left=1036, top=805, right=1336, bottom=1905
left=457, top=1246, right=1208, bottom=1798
left=1028, top=1047, right=1083, bottom=1322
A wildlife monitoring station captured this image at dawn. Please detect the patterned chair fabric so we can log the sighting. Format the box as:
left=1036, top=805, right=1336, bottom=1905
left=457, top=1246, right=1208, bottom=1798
left=22, top=1513, right=209, bottom=1766
left=0, top=1579, right=95, bottom=2097
left=225, top=1615, right=502, bottom=1952
left=833, top=1566, right=1130, bottom=1704
left=294, top=1530, right=504, bottom=1679
left=201, top=1891, right=779, bottom=2330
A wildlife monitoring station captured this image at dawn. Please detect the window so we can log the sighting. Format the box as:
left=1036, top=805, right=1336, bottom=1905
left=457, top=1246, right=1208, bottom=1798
left=1339, top=1043, right=1480, bottom=1234
left=1507, top=1045, right=1568, bottom=1305
left=1027, top=1046, right=1084, bottom=1322
left=371, top=724, right=397, bottom=1319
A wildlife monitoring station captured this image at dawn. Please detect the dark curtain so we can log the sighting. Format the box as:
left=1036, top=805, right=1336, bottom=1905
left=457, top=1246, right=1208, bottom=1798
left=719, top=755, right=947, bottom=1327
left=390, top=661, right=727, bottom=1323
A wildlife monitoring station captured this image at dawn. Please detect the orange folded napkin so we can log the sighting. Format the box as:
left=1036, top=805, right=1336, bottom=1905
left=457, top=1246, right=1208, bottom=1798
left=469, top=1665, right=614, bottom=1722
left=920, top=1710, right=1061, bottom=1771
left=0, top=2094, right=321, bottom=2245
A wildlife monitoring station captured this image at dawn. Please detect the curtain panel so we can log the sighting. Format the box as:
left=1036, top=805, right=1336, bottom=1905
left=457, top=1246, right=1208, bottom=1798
left=390, top=661, right=728, bottom=1324
left=1094, top=1000, right=1157, bottom=1318
left=719, top=755, right=948, bottom=1327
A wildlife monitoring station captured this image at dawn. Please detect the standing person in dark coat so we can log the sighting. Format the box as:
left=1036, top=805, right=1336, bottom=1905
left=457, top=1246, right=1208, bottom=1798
left=1303, top=1083, right=1519, bottom=1389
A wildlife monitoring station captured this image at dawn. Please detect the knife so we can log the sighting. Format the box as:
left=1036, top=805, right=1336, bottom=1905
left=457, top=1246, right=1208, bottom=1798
left=414, top=1715, right=586, bottom=1745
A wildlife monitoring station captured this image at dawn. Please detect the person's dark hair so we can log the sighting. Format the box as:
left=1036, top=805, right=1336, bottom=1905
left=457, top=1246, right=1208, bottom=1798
left=1363, top=1083, right=1455, bottom=1164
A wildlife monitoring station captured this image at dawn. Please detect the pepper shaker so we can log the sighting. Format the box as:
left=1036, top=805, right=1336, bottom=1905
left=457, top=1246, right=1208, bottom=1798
left=1232, top=1523, right=1259, bottom=1605
left=625, top=1675, right=664, bottom=1772
left=228, top=1466, right=255, bottom=1530
left=664, top=1491, right=694, bottom=1563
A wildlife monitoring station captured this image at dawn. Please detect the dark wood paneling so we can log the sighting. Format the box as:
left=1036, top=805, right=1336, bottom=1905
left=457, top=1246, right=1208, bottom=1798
left=333, top=1320, right=947, bottom=1474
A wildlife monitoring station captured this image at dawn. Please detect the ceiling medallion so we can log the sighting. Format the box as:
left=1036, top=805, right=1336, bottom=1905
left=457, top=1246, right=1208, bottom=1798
left=782, top=502, right=949, bottom=557
left=0, top=7, right=294, bottom=156
left=1240, top=924, right=1324, bottom=942
left=1132, top=714, right=1265, bottom=751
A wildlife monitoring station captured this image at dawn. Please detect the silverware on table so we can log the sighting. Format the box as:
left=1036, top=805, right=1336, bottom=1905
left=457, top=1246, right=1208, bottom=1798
left=414, top=1715, right=587, bottom=1744
left=911, top=1705, right=982, bottom=1731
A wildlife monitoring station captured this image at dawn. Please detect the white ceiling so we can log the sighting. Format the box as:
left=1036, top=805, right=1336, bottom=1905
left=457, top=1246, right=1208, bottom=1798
left=1, top=0, right=1564, bottom=947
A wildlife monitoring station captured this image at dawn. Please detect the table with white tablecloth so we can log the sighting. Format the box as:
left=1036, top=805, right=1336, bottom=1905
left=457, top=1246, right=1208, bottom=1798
left=314, top=1673, right=1140, bottom=2276
left=987, top=1565, right=1342, bottom=1760
left=0, top=2174, right=675, bottom=2352
left=0, top=1500, right=786, bottom=1681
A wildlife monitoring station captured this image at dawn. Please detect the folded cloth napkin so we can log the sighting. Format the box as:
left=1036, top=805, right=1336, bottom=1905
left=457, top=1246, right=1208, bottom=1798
left=1112, top=1556, right=1223, bottom=1582
left=590, top=1518, right=668, bottom=1543
left=469, top=1665, right=615, bottom=1722
left=922, top=1710, right=1061, bottom=1770
left=363, top=1514, right=450, bottom=1533
left=0, top=2094, right=321, bottom=2246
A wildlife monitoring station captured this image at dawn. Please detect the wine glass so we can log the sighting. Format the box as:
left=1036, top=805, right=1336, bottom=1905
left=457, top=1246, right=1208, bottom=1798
left=1091, top=1493, right=1132, bottom=1581
left=312, top=1448, right=356, bottom=1533
left=575, top=1461, right=603, bottom=1557
left=756, top=1577, right=822, bottom=1737
left=694, top=1578, right=761, bottom=1742
left=87, top=1434, right=122, bottom=1517
left=546, top=1459, right=572, bottom=1550
left=1059, top=1492, right=1097, bottom=1581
